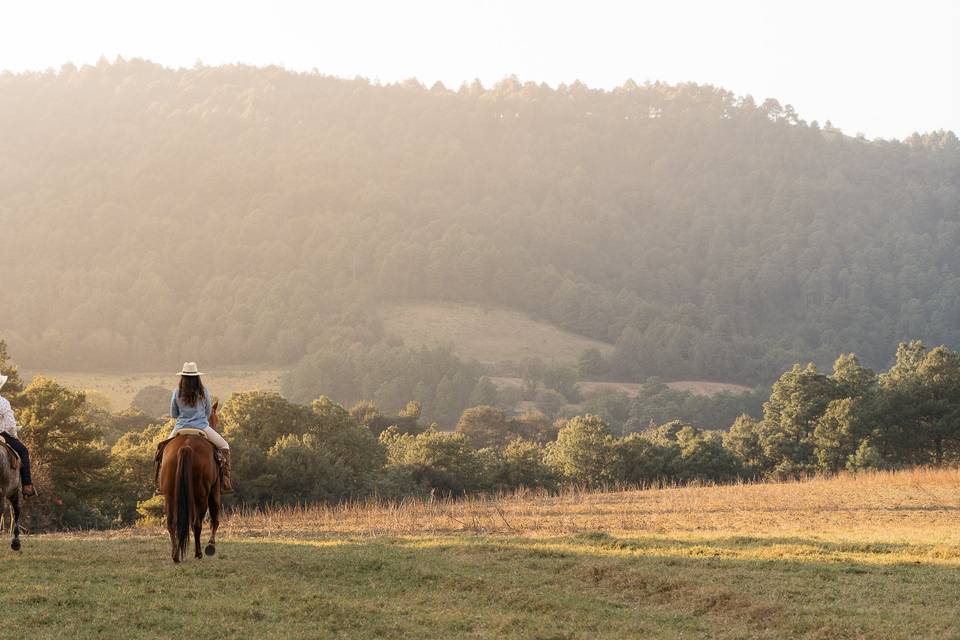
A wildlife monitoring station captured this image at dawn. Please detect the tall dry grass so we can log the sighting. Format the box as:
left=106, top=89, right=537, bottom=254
left=218, top=467, right=960, bottom=543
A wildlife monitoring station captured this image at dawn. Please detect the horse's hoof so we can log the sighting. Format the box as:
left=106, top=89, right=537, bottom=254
left=10, top=539, right=20, bottom=551
left=205, top=544, right=216, bottom=557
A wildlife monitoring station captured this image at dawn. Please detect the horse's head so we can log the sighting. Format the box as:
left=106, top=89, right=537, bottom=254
left=210, top=400, right=220, bottom=431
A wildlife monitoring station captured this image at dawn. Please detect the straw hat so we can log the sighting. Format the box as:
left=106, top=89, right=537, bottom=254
left=178, top=362, right=203, bottom=376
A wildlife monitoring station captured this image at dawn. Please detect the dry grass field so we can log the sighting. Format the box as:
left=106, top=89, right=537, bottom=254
left=381, top=302, right=614, bottom=365
left=22, top=368, right=284, bottom=410
left=5, top=468, right=959, bottom=639
left=220, top=467, right=960, bottom=543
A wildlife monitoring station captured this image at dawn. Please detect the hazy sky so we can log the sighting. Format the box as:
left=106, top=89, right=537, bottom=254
left=1, top=1, right=956, bottom=140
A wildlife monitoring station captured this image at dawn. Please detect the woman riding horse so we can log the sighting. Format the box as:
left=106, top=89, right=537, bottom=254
left=167, top=363, right=232, bottom=492
left=159, top=362, right=232, bottom=562
left=0, top=374, right=35, bottom=498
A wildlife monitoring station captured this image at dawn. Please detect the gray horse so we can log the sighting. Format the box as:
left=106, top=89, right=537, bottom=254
left=0, top=444, right=22, bottom=551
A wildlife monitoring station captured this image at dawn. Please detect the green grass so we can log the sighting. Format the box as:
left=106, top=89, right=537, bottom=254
left=5, top=532, right=959, bottom=639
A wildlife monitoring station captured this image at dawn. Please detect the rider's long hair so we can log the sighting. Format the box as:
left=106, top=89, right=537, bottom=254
left=178, top=375, right=206, bottom=407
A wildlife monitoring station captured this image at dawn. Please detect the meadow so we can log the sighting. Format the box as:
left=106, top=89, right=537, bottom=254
left=381, top=302, right=614, bottom=366
left=22, top=369, right=284, bottom=410
left=4, top=468, right=959, bottom=639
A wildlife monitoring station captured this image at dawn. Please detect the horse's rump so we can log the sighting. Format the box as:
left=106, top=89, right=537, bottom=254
left=155, top=432, right=221, bottom=487
left=0, top=442, right=19, bottom=471
left=0, top=444, right=22, bottom=551
left=158, top=435, right=217, bottom=489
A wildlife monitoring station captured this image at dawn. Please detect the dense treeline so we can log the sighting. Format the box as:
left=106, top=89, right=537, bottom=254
left=3, top=340, right=959, bottom=530
left=279, top=341, right=765, bottom=428
left=1, top=60, right=958, bottom=384
left=583, top=379, right=767, bottom=434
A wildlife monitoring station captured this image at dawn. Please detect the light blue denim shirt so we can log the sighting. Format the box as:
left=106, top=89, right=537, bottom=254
left=170, top=389, right=212, bottom=430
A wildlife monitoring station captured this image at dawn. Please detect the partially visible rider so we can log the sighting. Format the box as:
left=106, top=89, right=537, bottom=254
left=168, top=362, right=233, bottom=492
left=0, top=375, right=36, bottom=497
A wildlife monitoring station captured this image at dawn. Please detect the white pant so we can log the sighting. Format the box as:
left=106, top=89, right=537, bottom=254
left=169, top=427, right=229, bottom=450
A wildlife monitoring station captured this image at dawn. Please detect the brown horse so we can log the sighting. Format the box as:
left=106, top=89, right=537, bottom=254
left=159, top=402, right=222, bottom=563
left=0, top=444, right=22, bottom=551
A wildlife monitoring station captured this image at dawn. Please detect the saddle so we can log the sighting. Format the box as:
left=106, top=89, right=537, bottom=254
left=0, top=441, right=20, bottom=471
left=154, top=430, right=224, bottom=486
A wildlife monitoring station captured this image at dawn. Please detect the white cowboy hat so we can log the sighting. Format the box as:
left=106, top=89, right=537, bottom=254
left=0, top=375, right=7, bottom=391
left=178, top=362, right=204, bottom=376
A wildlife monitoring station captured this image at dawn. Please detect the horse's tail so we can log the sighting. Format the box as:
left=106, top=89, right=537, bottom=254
left=174, top=447, right=194, bottom=561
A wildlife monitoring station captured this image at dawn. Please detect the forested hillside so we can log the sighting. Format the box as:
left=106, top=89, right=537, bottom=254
left=2, top=59, right=958, bottom=384
left=4, top=336, right=960, bottom=531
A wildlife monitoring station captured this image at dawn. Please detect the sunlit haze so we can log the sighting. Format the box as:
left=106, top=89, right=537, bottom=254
left=1, top=0, right=956, bottom=140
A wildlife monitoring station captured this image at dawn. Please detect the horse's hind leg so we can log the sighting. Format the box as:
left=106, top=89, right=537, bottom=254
left=194, top=496, right=207, bottom=559
left=166, top=500, right=179, bottom=563
left=194, top=521, right=203, bottom=559
left=10, top=493, right=21, bottom=551
left=205, top=494, right=220, bottom=557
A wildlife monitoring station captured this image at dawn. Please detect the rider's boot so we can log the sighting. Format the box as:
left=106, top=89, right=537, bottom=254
left=219, top=449, right=234, bottom=494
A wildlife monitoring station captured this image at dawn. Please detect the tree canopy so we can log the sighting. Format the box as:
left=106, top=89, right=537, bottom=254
left=0, top=60, right=957, bottom=386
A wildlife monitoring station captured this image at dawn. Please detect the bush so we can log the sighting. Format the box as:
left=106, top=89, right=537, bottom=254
left=612, top=434, right=676, bottom=485
left=267, top=434, right=358, bottom=502
left=846, top=440, right=885, bottom=472
left=110, top=421, right=169, bottom=524
left=674, top=429, right=741, bottom=483
left=380, top=426, right=481, bottom=495
left=545, top=415, right=616, bottom=488
left=493, top=439, right=559, bottom=491
left=136, top=495, right=165, bottom=525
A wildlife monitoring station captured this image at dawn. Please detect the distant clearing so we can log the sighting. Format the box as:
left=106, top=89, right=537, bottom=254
left=492, top=377, right=752, bottom=398
left=22, top=369, right=283, bottom=410
left=662, top=380, right=753, bottom=396
left=381, top=302, right=613, bottom=365
left=580, top=379, right=752, bottom=397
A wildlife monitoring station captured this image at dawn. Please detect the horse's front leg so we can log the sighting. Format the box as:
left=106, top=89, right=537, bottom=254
left=10, top=493, right=21, bottom=551
left=205, top=493, right=220, bottom=557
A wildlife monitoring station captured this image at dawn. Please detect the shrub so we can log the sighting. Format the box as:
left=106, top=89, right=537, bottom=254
left=545, top=415, right=616, bottom=488
left=136, top=495, right=165, bottom=525
left=493, top=439, right=559, bottom=491
left=380, top=426, right=481, bottom=495
left=846, top=440, right=886, bottom=472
